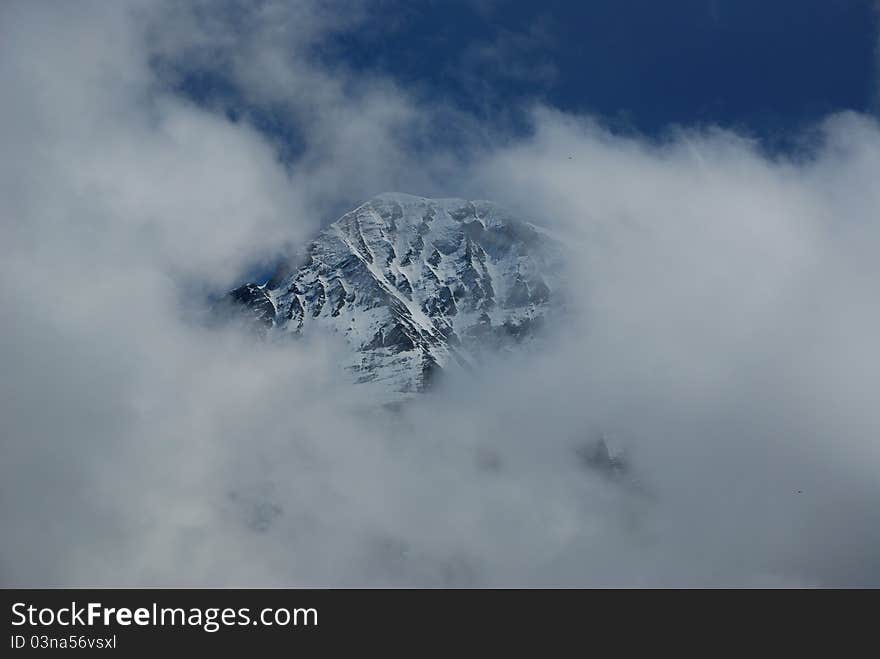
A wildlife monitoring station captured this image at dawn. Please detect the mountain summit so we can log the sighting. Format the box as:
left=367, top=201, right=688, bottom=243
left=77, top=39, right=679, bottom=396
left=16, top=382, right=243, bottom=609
left=227, top=193, right=565, bottom=398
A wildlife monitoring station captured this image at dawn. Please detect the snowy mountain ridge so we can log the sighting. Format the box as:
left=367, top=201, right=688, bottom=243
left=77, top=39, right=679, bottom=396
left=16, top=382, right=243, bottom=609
left=227, top=193, right=566, bottom=399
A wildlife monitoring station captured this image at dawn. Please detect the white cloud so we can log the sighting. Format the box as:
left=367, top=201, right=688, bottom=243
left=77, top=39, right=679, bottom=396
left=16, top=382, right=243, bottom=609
left=463, top=109, right=880, bottom=584
left=1, top=0, right=879, bottom=586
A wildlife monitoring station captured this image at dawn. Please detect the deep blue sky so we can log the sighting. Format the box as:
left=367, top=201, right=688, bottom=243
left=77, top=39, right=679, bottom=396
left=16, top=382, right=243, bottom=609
left=333, top=0, right=877, bottom=134
left=179, top=0, right=878, bottom=151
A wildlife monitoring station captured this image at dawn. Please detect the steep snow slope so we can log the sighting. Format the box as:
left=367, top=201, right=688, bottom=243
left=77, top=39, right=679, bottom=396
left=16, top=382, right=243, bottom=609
left=228, top=193, right=566, bottom=398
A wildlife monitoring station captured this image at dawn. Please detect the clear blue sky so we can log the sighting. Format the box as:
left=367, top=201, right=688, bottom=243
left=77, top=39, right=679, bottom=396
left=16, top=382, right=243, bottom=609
left=179, top=0, right=878, bottom=153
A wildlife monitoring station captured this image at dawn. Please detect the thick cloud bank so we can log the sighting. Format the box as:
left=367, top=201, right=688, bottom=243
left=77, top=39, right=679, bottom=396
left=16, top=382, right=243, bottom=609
left=1, top=1, right=879, bottom=586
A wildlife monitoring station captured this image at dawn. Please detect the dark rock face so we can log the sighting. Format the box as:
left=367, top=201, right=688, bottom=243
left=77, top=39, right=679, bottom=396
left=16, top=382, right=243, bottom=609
left=228, top=284, right=276, bottom=330
left=225, top=193, right=565, bottom=398
left=577, top=436, right=629, bottom=480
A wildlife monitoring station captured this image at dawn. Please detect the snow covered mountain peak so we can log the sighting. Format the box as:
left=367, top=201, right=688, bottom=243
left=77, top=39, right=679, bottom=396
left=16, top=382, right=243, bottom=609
left=227, top=193, right=566, bottom=399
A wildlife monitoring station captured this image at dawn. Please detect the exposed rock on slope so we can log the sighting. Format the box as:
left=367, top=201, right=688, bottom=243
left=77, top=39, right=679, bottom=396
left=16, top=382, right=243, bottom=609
left=227, top=193, right=566, bottom=398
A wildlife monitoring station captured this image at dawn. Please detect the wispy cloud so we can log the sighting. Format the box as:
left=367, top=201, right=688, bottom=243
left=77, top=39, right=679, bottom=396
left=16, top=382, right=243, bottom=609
left=1, top=0, right=879, bottom=586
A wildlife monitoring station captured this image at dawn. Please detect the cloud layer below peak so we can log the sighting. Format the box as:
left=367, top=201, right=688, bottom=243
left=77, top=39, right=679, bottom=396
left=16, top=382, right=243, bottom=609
left=1, top=0, right=879, bottom=586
